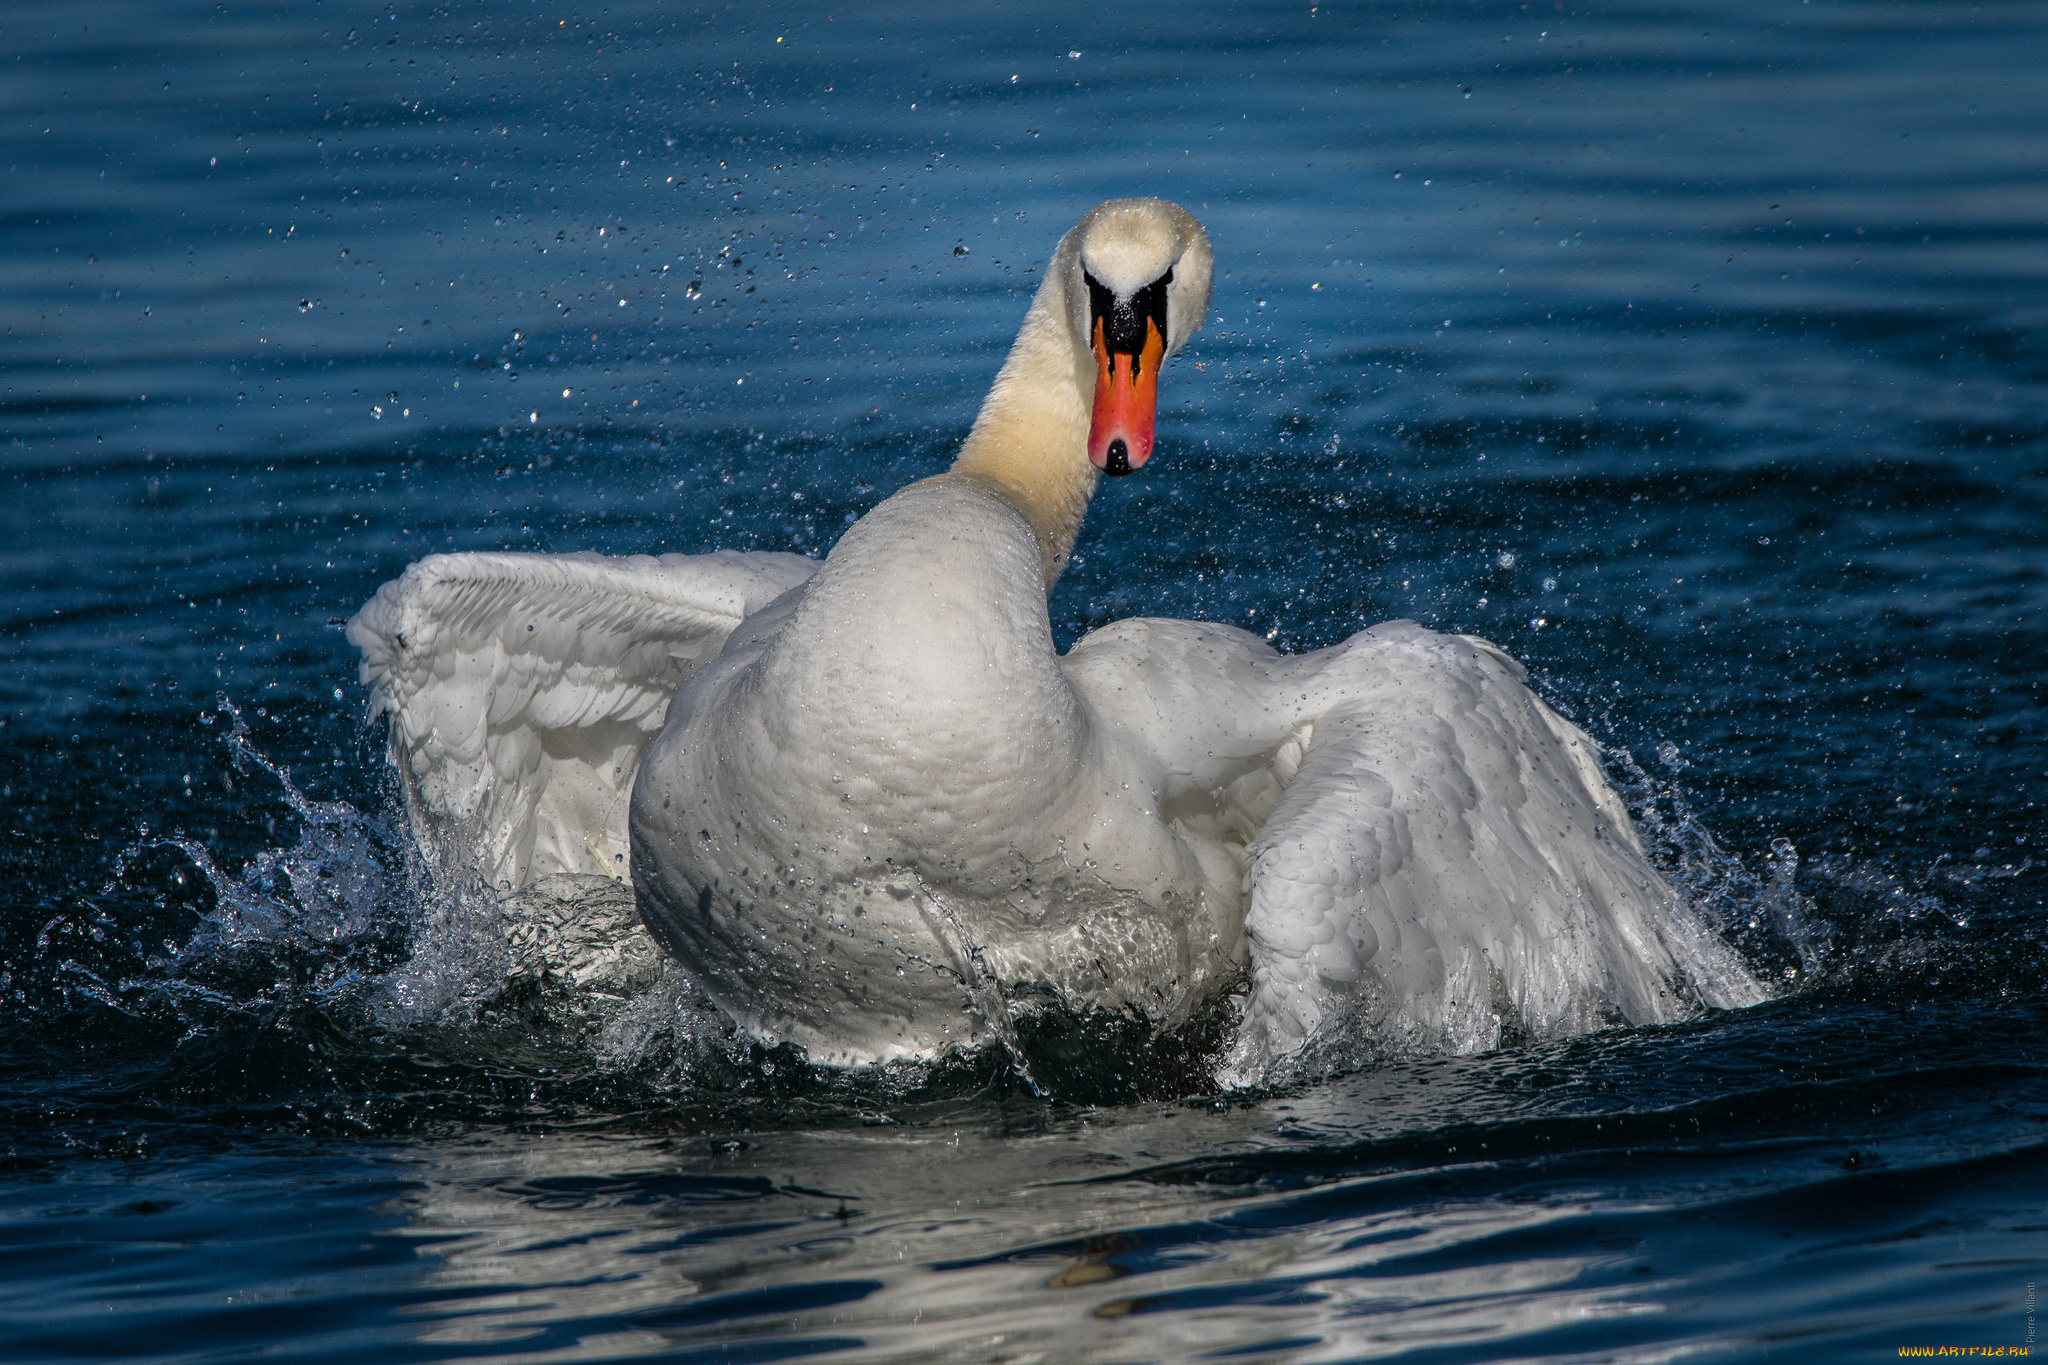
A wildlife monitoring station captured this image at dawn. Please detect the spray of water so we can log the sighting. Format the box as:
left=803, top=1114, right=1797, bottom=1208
left=8, top=699, right=712, bottom=1080
left=1606, top=742, right=1833, bottom=987
left=908, top=871, right=1046, bottom=1097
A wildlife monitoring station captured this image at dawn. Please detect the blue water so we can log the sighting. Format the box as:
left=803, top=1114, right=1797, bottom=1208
left=4, top=0, right=2046, bottom=1358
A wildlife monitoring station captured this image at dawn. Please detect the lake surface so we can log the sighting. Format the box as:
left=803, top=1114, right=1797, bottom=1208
left=4, top=0, right=2045, bottom=1359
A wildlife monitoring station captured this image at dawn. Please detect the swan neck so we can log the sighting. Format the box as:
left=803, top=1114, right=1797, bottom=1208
left=948, top=264, right=1097, bottom=590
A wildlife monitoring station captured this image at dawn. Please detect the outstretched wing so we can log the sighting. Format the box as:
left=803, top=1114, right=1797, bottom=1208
left=1233, top=621, right=1763, bottom=1074
left=348, top=549, right=817, bottom=891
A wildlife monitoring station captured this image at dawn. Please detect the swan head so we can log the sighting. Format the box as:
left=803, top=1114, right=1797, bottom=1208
left=1057, top=198, right=1214, bottom=476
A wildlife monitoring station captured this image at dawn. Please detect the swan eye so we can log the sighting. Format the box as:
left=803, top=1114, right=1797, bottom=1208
left=1085, top=267, right=1174, bottom=362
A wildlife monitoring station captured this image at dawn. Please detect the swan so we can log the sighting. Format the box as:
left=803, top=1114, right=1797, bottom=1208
left=350, top=198, right=1762, bottom=1079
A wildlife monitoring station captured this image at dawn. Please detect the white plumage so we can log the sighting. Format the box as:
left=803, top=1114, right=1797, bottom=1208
left=349, top=549, right=815, bottom=890
left=350, top=198, right=1762, bottom=1080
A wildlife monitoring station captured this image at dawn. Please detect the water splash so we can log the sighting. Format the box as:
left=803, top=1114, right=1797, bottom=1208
left=1606, top=743, right=1833, bottom=988
left=96, top=699, right=482, bottom=1031
left=909, top=872, right=1046, bottom=1098
left=9, top=701, right=643, bottom=1058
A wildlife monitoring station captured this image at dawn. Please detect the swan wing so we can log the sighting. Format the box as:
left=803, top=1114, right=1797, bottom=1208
left=1062, top=615, right=1296, bottom=795
left=348, top=549, right=817, bottom=891
left=1233, top=620, right=1762, bottom=1074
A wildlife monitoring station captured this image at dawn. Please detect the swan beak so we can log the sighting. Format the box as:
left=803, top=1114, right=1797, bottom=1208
left=1087, top=313, right=1165, bottom=477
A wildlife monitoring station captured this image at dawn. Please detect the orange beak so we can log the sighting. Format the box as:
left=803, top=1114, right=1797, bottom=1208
left=1088, top=312, right=1165, bottom=477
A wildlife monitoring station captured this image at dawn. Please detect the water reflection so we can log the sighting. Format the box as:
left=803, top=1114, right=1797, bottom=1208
left=367, top=1044, right=2048, bottom=1363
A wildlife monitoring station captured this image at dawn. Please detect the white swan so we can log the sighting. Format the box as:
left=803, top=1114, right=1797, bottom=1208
left=350, top=198, right=1762, bottom=1078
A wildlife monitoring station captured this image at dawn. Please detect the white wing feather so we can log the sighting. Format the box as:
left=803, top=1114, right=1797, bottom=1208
left=1232, top=621, right=1763, bottom=1071
left=348, top=549, right=816, bottom=891
left=1067, top=615, right=1762, bottom=1077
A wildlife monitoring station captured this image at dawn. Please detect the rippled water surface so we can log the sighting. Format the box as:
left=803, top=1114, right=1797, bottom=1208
left=4, top=1, right=2046, bottom=1359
